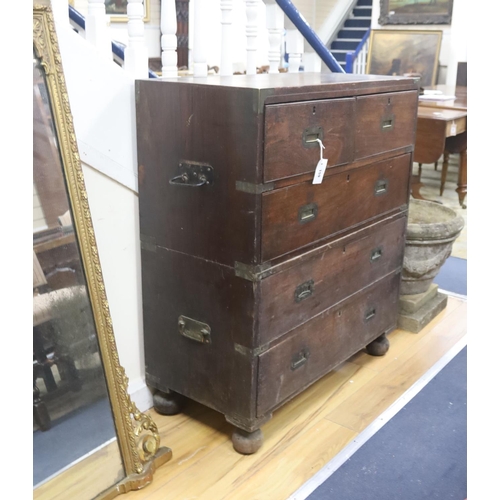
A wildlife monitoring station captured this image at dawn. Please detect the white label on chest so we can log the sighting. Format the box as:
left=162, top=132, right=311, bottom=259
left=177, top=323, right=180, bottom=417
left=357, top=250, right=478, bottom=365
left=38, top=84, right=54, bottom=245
left=312, top=138, right=327, bottom=184
left=313, top=158, right=328, bottom=184
left=450, top=121, right=457, bottom=136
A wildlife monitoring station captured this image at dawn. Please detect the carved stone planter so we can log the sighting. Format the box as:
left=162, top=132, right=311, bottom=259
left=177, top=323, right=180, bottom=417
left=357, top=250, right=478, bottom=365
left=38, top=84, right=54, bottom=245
left=401, top=200, right=465, bottom=296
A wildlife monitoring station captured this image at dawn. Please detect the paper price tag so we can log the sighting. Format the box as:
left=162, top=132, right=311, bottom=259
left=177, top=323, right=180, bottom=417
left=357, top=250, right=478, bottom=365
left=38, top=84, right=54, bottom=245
left=450, top=121, right=457, bottom=136
left=313, top=158, right=328, bottom=184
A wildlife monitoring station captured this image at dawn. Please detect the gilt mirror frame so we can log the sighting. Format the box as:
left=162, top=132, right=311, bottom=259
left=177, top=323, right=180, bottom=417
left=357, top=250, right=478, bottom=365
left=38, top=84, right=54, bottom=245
left=33, top=3, right=171, bottom=498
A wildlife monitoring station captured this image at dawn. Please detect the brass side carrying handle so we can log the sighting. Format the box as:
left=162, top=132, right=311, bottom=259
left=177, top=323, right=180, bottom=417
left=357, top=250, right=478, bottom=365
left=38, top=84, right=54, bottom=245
left=169, top=161, right=214, bottom=187
left=170, top=173, right=209, bottom=187
left=178, top=315, right=211, bottom=344
left=291, top=348, right=310, bottom=370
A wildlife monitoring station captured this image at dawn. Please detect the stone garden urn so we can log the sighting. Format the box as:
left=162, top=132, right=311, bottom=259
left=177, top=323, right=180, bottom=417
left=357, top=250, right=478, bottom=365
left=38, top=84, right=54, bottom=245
left=401, top=200, right=465, bottom=296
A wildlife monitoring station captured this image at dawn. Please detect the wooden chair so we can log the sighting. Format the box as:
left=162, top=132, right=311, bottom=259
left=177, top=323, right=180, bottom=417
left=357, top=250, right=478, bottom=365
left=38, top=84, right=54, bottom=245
left=33, top=251, right=84, bottom=431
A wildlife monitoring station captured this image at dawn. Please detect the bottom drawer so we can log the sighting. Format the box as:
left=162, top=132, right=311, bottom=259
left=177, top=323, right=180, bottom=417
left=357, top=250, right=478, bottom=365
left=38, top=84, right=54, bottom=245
left=256, top=271, right=401, bottom=417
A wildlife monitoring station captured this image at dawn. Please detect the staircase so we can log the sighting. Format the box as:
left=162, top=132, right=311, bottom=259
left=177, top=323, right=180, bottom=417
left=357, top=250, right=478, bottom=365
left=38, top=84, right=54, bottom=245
left=329, top=0, right=372, bottom=71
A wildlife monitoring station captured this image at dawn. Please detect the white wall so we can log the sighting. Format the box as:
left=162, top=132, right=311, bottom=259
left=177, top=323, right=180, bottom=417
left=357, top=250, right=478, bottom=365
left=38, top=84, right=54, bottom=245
left=54, top=0, right=152, bottom=410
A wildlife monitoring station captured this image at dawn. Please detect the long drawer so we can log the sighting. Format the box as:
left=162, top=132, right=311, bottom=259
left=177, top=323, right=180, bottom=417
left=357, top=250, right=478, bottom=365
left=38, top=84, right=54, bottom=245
left=257, top=213, right=406, bottom=346
left=261, top=153, right=411, bottom=261
left=256, top=271, right=401, bottom=417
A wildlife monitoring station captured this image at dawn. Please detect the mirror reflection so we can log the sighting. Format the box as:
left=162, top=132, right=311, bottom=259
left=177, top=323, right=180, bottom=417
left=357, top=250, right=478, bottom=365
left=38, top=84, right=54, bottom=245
left=33, top=49, right=125, bottom=492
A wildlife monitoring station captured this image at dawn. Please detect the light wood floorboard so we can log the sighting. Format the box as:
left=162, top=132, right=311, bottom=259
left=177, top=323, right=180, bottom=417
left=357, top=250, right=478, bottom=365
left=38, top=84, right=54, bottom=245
left=36, top=295, right=467, bottom=500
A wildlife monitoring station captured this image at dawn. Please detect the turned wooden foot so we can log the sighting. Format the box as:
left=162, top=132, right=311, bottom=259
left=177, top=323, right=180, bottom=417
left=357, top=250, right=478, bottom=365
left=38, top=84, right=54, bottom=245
left=153, top=389, right=184, bottom=415
left=365, top=332, right=390, bottom=357
left=232, top=428, right=263, bottom=455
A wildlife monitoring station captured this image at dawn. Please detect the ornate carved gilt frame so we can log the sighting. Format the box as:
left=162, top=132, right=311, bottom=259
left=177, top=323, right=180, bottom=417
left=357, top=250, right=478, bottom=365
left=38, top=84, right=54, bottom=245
left=33, top=3, right=171, bottom=498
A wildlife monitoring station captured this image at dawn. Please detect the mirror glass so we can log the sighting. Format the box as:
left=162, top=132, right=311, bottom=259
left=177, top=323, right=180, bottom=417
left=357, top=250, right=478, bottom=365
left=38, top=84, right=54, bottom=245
left=33, top=48, right=125, bottom=496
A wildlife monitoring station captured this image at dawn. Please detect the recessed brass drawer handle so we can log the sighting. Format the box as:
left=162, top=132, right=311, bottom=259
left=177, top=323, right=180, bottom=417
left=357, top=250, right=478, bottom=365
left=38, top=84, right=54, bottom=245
left=302, top=126, right=324, bottom=148
left=294, top=279, right=315, bottom=303
left=370, top=247, right=383, bottom=262
left=374, top=179, right=388, bottom=196
left=380, top=115, right=394, bottom=131
left=298, top=203, right=318, bottom=224
left=365, top=308, right=377, bottom=321
left=291, top=348, right=310, bottom=370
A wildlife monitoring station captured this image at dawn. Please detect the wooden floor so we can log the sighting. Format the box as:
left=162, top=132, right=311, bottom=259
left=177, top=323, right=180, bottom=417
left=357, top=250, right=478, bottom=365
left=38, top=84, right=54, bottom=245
left=35, top=293, right=466, bottom=500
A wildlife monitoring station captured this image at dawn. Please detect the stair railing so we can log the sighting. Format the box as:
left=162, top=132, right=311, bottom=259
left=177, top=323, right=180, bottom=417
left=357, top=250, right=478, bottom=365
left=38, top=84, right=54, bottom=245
left=344, top=28, right=370, bottom=74
left=68, top=3, right=158, bottom=79
left=275, top=0, right=345, bottom=73
left=69, top=0, right=344, bottom=77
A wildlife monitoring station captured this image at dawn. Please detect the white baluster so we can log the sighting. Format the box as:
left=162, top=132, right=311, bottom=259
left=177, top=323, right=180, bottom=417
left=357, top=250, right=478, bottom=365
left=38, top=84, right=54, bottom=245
left=220, top=0, right=233, bottom=76
left=193, top=0, right=208, bottom=77
left=86, top=0, right=111, bottom=58
left=264, top=1, right=284, bottom=74
left=161, top=0, right=178, bottom=78
left=245, top=0, right=259, bottom=75
left=284, top=17, right=303, bottom=73
left=124, top=0, right=149, bottom=79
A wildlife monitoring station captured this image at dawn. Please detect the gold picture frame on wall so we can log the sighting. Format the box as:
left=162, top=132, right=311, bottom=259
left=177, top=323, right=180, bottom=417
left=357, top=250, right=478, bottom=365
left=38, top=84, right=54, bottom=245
left=33, top=2, right=170, bottom=498
left=366, top=29, right=442, bottom=87
left=105, top=0, right=151, bottom=23
left=379, top=0, right=454, bottom=25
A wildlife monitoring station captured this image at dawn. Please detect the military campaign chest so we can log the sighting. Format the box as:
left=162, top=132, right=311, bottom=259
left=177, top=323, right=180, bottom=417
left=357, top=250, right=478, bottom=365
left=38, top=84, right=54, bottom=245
left=135, top=74, right=419, bottom=454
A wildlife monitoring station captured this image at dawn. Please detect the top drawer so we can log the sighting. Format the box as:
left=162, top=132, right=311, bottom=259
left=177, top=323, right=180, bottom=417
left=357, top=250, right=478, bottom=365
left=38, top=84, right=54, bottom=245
left=263, top=90, right=417, bottom=183
left=263, top=98, right=355, bottom=182
left=354, top=91, right=418, bottom=159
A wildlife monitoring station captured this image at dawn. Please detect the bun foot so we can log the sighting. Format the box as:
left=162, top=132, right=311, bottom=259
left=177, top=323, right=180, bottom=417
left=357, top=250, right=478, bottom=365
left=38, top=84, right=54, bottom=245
left=366, top=332, right=390, bottom=356
left=232, top=428, right=263, bottom=455
left=153, top=389, right=184, bottom=415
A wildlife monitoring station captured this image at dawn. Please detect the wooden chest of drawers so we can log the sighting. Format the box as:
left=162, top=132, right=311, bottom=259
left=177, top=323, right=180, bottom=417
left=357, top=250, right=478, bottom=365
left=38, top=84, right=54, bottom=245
left=135, top=74, right=418, bottom=454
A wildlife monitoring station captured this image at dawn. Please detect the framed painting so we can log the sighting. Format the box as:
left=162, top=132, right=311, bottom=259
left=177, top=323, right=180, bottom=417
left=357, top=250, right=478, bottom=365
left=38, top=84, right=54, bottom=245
left=105, top=0, right=151, bottom=23
left=366, top=29, right=442, bottom=87
left=379, top=0, right=454, bottom=25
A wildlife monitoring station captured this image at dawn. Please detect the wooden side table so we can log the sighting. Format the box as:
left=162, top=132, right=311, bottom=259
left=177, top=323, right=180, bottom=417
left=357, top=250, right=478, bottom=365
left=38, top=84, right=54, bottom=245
left=413, top=106, right=467, bottom=207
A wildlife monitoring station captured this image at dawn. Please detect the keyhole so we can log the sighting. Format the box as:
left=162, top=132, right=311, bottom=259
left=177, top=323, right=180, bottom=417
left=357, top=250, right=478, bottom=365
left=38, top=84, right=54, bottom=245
left=346, top=174, right=350, bottom=182
left=342, top=246, right=346, bottom=254
left=338, top=310, right=342, bottom=317
left=388, top=97, right=391, bottom=104
left=312, top=106, right=316, bottom=115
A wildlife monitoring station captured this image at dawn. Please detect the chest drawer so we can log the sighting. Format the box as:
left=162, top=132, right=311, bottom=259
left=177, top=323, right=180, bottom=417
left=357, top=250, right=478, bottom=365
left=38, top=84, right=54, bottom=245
left=256, top=271, right=401, bottom=417
left=261, top=153, right=411, bottom=261
left=258, top=213, right=406, bottom=345
left=354, top=91, right=418, bottom=159
left=263, top=98, right=355, bottom=182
